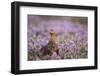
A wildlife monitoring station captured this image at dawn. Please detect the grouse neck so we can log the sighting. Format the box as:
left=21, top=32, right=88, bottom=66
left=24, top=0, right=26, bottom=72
left=49, top=32, right=56, bottom=44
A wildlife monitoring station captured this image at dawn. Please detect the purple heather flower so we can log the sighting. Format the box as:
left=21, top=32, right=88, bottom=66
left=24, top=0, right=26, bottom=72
left=51, top=52, right=61, bottom=59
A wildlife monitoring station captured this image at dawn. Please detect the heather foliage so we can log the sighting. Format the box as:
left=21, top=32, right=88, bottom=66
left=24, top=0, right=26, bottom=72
left=28, top=15, right=88, bottom=60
